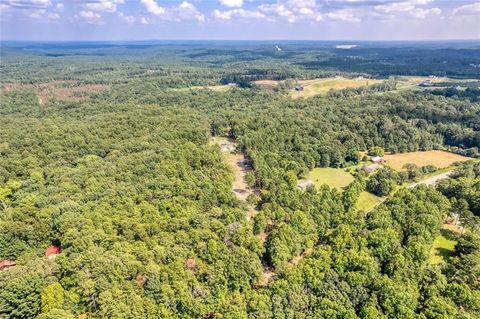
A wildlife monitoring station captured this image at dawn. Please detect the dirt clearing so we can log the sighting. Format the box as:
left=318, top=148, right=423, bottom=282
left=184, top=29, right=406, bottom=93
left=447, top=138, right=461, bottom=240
left=2, top=81, right=109, bottom=105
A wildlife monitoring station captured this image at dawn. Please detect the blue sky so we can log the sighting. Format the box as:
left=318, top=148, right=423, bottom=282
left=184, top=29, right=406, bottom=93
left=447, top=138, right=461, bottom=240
left=1, top=0, right=479, bottom=41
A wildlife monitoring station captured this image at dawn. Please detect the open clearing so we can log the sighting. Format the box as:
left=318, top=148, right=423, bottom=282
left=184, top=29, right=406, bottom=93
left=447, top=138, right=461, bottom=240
left=384, top=150, right=472, bottom=171
left=395, top=76, right=477, bottom=91
left=225, top=152, right=253, bottom=201
left=2, top=81, right=109, bottom=105
left=211, top=136, right=258, bottom=219
left=395, top=76, right=450, bottom=90
left=356, top=191, right=383, bottom=211
left=292, top=77, right=383, bottom=98
left=305, top=167, right=354, bottom=190
left=429, top=229, right=457, bottom=264
left=254, top=77, right=383, bottom=98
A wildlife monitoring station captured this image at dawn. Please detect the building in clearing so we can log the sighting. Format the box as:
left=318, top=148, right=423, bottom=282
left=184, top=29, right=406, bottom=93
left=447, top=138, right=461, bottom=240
left=0, top=260, right=16, bottom=270
left=419, top=80, right=433, bottom=87
left=371, top=156, right=386, bottom=164
left=294, top=85, right=304, bottom=91
left=362, top=163, right=381, bottom=174
left=45, top=245, right=61, bottom=259
left=297, top=180, right=314, bottom=190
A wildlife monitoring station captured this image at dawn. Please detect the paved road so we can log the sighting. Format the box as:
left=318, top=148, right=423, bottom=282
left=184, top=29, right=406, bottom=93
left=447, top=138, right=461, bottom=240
left=366, top=170, right=454, bottom=213
left=408, top=171, right=453, bottom=188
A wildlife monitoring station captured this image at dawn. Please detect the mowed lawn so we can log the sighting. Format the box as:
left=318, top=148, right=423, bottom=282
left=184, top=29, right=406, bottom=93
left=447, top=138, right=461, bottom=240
left=356, top=191, right=383, bottom=211
left=429, top=229, right=458, bottom=264
left=306, top=167, right=354, bottom=190
left=384, top=150, right=472, bottom=171
left=291, top=77, right=383, bottom=98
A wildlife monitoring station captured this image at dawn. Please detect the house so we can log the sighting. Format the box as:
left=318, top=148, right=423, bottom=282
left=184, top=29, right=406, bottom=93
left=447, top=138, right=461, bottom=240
left=419, top=80, right=432, bottom=87
left=297, top=180, right=314, bottom=190
left=371, top=156, right=386, bottom=163
left=294, top=85, right=304, bottom=91
left=45, top=245, right=61, bottom=259
left=0, top=260, right=16, bottom=270
left=362, top=163, right=380, bottom=174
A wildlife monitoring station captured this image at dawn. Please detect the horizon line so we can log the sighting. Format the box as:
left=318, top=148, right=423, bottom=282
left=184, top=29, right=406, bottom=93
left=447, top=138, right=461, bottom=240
left=1, top=38, right=480, bottom=43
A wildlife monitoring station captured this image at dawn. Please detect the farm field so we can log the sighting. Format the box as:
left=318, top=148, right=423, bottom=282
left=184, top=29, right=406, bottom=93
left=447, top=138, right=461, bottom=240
left=305, top=167, right=354, bottom=190
left=291, top=77, right=383, bottom=98
left=429, top=229, right=458, bottom=264
left=253, top=77, right=383, bottom=98
left=356, top=191, right=383, bottom=211
left=384, top=150, right=472, bottom=171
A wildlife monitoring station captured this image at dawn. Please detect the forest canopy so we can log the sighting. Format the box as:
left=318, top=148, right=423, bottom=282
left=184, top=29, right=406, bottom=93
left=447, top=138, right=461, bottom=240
left=1, top=41, right=479, bottom=319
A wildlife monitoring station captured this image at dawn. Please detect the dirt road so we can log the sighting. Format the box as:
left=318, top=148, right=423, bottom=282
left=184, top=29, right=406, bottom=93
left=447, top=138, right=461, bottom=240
left=408, top=171, right=453, bottom=188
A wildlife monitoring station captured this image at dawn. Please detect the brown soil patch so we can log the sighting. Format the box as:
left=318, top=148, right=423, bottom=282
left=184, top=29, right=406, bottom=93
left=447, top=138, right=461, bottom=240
left=257, top=269, right=275, bottom=287
left=226, top=153, right=253, bottom=201
left=443, top=223, right=461, bottom=234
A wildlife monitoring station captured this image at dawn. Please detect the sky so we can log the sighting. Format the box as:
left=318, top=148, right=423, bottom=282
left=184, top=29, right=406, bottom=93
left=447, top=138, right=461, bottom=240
left=1, top=0, right=479, bottom=41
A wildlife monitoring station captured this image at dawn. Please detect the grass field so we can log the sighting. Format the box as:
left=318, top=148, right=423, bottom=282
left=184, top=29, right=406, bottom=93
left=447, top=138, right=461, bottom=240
left=429, top=229, right=458, bottom=264
left=253, top=77, right=383, bottom=98
left=291, top=77, right=383, bottom=98
left=356, top=191, right=383, bottom=211
left=305, top=167, right=354, bottom=190
left=395, top=76, right=478, bottom=91
left=395, top=76, right=450, bottom=91
left=384, top=150, right=472, bottom=171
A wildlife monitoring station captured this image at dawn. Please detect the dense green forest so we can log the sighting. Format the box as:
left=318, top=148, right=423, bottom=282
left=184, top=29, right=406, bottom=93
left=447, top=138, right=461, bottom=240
left=1, top=42, right=479, bottom=318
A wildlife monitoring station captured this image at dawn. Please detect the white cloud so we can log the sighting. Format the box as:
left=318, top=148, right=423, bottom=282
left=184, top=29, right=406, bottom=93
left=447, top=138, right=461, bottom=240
left=212, top=8, right=265, bottom=20
left=259, top=3, right=296, bottom=22
left=140, top=0, right=166, bottom=16
left=325, top=9, right=360, bottom=22
left=412, top=7, right=440, bottom=19
left=83, top=0, right=123, bottom=13
left=452, top=2, right=480, bottom=15
left=374, top=0, right=441, bottom=19
left=118, top=12, right=135, bottom=24
left=1, top=0, right=61, bottom=20
left=287, top=0, right=316, bottom=11
left=176, top=1, right=205, bottom=22
left=56, top=2, right=63, bottom=10
left=258, top=0, right=324, bottom=23
left=75, top=10, right=102, bottom=23
left=138, top=0, right=204, bottom=22
left=219, top=0, right=243, bottom=8
left=1, top=0, right=51, bottom=9
left=28, top=7, right=58, bottom=19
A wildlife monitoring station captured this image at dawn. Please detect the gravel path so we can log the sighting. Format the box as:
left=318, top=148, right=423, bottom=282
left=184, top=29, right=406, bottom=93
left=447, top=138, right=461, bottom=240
left=408, top=171, right=453, bottom=188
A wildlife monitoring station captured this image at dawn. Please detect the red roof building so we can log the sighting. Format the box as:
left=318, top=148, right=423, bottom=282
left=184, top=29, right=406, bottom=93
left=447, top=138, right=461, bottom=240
left=0, top=259, right=16, bottom=270
left=45, top=245, right=61, bottom=258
